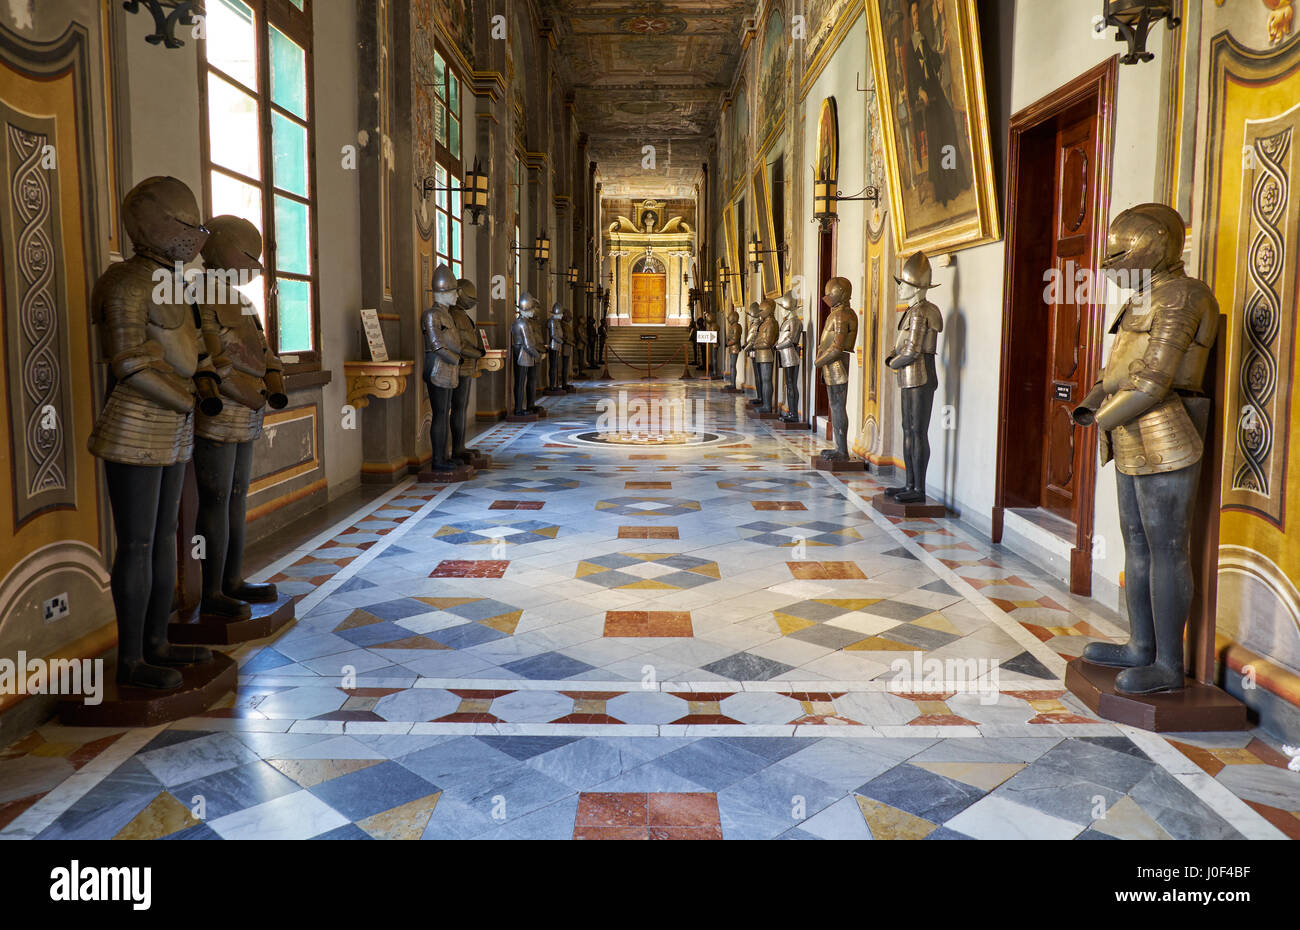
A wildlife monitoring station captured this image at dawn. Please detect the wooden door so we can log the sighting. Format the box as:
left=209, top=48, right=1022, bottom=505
left=1041, top=105, right=1100, bottom=520
left=813, top=223, right=836, bottom=418
left=631, top=273, right=666, bottom=324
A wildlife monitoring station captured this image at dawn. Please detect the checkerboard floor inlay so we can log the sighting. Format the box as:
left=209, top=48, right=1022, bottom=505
left=5, top=382, right=1296, bottom=842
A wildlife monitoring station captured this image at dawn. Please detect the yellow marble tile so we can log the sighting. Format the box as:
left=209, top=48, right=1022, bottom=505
left=357, top=793, right=442, bottom=840
left=912, top=612, right=962, bottom=635
left=1091, top=795, right=1174, bottom=840
left=774, top=612, right=817, bottom=635
left=1210, top=748, right=1265, bottom=766
left=113, top=792, right=201, bottom=840
left=481, top=610, right=523, bottom=634
left=266, top=758, right=382, bottom=788
left=855, top=796, right=936, bottom=840
left=1028, top=699, right=1067, bottom=713
left=914, top=701, right=950, bottom=716
left=687, top=701, right=721, bottom=716
left=913, top=762, right=1025, bottom=792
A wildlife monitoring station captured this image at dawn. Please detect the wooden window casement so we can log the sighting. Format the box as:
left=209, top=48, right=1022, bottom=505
left=199, top=0, right=321, bottom=369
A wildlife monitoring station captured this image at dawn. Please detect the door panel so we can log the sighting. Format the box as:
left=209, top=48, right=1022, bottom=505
left=1041, top=109, right=1098, bottom=521
left=630, top=273, right=666, bottom=324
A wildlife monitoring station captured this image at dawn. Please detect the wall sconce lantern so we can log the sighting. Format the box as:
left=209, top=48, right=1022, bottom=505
left=422, top=157, right=490, bottom=226
left=567, top=265, right=580, bottom=287
left=813, top=167, right=880, bottom=232
left=1097, top=0, right=1180, bottom=65
left=747, top=233, right=789, bottom=273
left=512, top=231, right=550, bottom=268
left=702, top=279, right=714, bottom=296
left=124, top=0, right=203, bottom=49
left=585, top=280, right=596, bottom=296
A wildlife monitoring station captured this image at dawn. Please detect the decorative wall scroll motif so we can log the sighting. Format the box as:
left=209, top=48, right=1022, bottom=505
left=1228, top=121, right=1295, bottom=522
left=2, top=112, right=74, bottom=527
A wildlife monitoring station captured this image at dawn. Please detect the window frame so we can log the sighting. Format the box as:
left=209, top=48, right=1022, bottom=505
left=431, top=43, right=464, bottom=280
left=197, top=0, right=321, bottom=372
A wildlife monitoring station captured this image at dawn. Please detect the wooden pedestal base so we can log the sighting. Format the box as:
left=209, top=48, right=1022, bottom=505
left=419, top=463, right=477, bottom=483
left=1065, top=658, right=1249, bottom=732
left=871, top=492, right=946, bottom=517
left=169, top=594, right=296, bottom=646
left=461, top=450, right=492, bottom=469
left=809, top=455, right=867, bottom=473
left=59, top=652, right=238, bottom=728
left=769, top=418, right=811, bottom=431
left=745, top=406, right=779, bottom=420
left=505, top=412, right=539, bottom=422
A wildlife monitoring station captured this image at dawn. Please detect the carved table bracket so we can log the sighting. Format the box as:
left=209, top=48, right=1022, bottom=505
left=344, top=360, right=414, bottom=409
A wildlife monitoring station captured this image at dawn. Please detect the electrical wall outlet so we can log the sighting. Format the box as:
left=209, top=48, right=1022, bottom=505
left=43, top=593, right=69, bottom=623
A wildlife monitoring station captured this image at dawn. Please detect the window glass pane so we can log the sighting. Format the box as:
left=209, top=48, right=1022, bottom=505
left=449, top=117, right=459, bottom=160
left=451, top=176, right=461, bottom=217
left=449, top=73, right=459, bottom=113
left=435, top=164, right=447, bottom=211
left=288, top=0, right=305, bottom=9
left=276, top=277, right=312, bottom=353
left=274, top=195, right=311, bottom=274
left=210, top=171, right=263, bottom=234
left=434, top=53, right=446, bottom=102
left=272, top=112, right=309, bottom=196
left=436, top=211, right=448, bottom=261
left=207, top=74, right=261, bottom=179
left=453, top=259, right=462, bottom=279
left=434, top=101, right=446, bottom=148
left=209, top=172, right=265, bottom=324
left=450, top=220, right=461, bottom=262
left=269, top=27, right=307, bottom=119
left=207, top=0, right=257, bottom=89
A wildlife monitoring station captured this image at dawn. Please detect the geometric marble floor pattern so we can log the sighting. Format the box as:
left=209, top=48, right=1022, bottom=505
left=3, top=381, right=1297, bottom=840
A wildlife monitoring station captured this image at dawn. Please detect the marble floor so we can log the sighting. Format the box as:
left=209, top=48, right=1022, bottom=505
left=2, top=380, right=1298, bottom=840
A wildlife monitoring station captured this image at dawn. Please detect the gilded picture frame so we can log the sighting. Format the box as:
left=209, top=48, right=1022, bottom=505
left=865, top=0, right=1000, bottom=255
left=723, top=204, right=741, bottom=308
left=752, top=163, right=782, bottom=298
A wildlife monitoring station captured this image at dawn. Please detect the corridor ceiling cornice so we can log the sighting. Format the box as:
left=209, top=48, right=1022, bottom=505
left=538, top=0, right=752, bottom=199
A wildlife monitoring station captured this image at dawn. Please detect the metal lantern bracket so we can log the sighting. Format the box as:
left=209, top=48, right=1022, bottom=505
left=124, top=0, right=202, bottom=49
left=1098, top=1, right=1181, bottom=65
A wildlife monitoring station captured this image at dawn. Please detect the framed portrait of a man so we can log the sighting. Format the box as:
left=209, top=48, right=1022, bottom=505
left=865, top=0, right=1000, bottom=254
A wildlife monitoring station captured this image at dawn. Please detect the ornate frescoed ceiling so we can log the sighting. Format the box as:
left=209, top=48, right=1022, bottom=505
left=539, top=0, right=751, bottom=198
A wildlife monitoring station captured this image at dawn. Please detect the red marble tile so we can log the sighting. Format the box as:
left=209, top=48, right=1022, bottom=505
left=490, top=500, right=545, bottom=510
left=430, top=560, right=510, bottom=578
left=604, top=610, right=693, bottom=637
left=909, top=714, right=981, bottom=726
left=1244, top=801, right=1300, bottom=839
left=550, top=713, right=624, bottom=724
left=559, top=692, right=627, bottom=701
left=311, top=710, right=385, bottom=722
left=648, top=825, right=723, bottom=840
left=434, top=712, right=503, bottom=723
left=668, top=714, right=743, bottom=725
left=66, top=733, right=122, bottom=770
left=576, top=792, right=648, bottom=827
left=1247, top=737, right=1296, bottom=769
left=574, top=826, right=650, bottom=840
left=0, top=792, right=45, bottom=831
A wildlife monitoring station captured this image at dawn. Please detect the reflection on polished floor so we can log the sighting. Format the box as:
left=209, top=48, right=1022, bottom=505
left=2, top=382, right=1298, bottom=840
